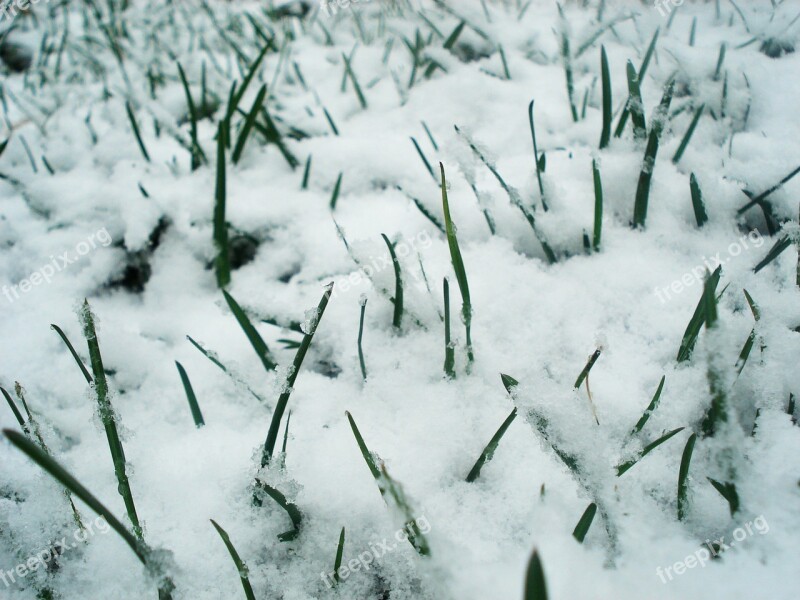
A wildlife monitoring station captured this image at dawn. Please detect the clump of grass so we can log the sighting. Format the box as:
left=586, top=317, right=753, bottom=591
left=175, top=362, right=204, bottom=428
left=572, top=503, right=597, bottom=543
left=615, top=427, right=684, bottom=476
left=465, top=408, right=517, bottom=482
left=440, top=163, right=473, bottom=367
left=357, top=296, right=368, bottom=381
left=599, top=46, right=611, bottom=150
left=223, top=291, right=277, bottom=373
left=381, top=234, right=404, bottom=330
left=677, top=433, right=696, bottom=521
left=524, top=549, right=548, bottom=600
left=79, top=300, right=143, bottom=541
left=443, top=278, right=455, bottom=378
left=214, top=123, right=231, bottom=288
left=210, top=520, right=256, bottom=600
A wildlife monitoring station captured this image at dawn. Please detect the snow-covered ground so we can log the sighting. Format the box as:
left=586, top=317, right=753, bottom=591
left=1, top=1, right=799, bottom=598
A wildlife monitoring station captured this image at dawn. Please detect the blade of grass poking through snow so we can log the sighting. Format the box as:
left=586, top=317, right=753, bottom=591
left=708, top=477, right=739, bottom=516
left=628, top=375, right=666, bottom=437
left=301, top=155, right=312, bottom=189
left=527, top=100, right=548, bottom=210
left=443, top=278, right=455, bottom=378
left=177, top=63, right=205, bottom=170
left=753, top=235, right=791, bottom=273
left=175, top=362, right=204, bottom=428
left=633, top=79, right=674, bottom=228
left=572, top=503, right=597, bottom=543
left=381, top=234, right=404, bottom=329
left=673, top=105, right=705, bottom=164
left=1, top=387, right=25, bottom=428
left=677, top=433, right=696, bottom=521
left=677, top=266, right=721, bottom=362
left=186, top=336, right=265, bottom=403
left=345, top=411, right=431, bottom=556
left=599, top=46, right=611, bottom=149
left=125, top=102, right=150, bottom=162
left=738, top=165, right=800, bottom=216
left=735, top=289, right=760, bottom=376
left=557, top=4, right=578, bottom=122
left=342, top=53, right=367, bottom=109
left=411, top=137, right=437, bottom=183
left=214, top=123, right=231, bottom=288
left=440, top=163, right=473, bottom=366
left=79, top=300, right=143, bottom=541
left=689, top=174, right=709, bottom=227
left=329, top=173, right=343, bottom=209
left=210, top=520, right=256, bottom=600
left=524, top=549, right=548, bottom=600
left=51, top=324, right=92, bottom=384
left=223, top=291, right=277, bottom=373
left=465, top=408, right=517, bottom=482
left=574, top=348, right=601, bottom=425
left=615, top=28, right=660, bottom=138
left=232, top=84, right=267, bottom=164
left=592, top=159, right=603, bottom=251
left=1, top=430, right=175, bottom=599
left=333, top=527, right=345, bottom=586
left=616, top=427, right=684, bottom=476
left=620, top=61, right=646, bottom=141
left=701, top=275, right=727, bottom=438
left=357, top=296, right=368, bottom=381
left=261, top=284, right=334, bottom=466
left=252, top=479, right=303, bottom=541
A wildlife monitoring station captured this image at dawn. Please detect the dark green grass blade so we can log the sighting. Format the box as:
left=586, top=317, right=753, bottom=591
left=232, top=84, right=268, bottom=164
left=616, top=427, right=684, bottom=476
left=175, top=361, right=204, bottom=428
left=357, top=298, right=367, bottom=381
left=465, top=408, right=517, bottom=482
left=632, top=79, right=674, bottom=228
left=708, top=478, right=739, bottom=516
left=186, top=335, right=265, bottom=403
left=528, top=100, right=547, bottom=209
left=622, top=61, right=646, bottom=141
left=673, top=105, right=705, bottom=164
left=753, top=235, right=791, bottom=273
left=443, top=278, right=455, bottom=378
left=677, top=266, right=721, bottom=362
left=689, top=174, right=708, bottom=227
left=177, top=62, right=205, bottom=170
left=223, top=291, right=277, bottom=373
left=301, top=155, right=312, bottom=189
left=51, top=324, right=92, bottom=383
left=329, top=172, right=343, bottom=209
left=333, top=526, right=345, bottom=585
left=214, top=123, right=231, bottom=288
left=735, top=289, right=760, bottom=376
left=411, top=137, right=437, bottom=183
left=592, top=159, right=603, bottom=251
left=738, top=165, right=800, bottom=216
left=281, top=411, right=292, bottom=455
left=210, top=520, right=256, bottom=600
left=229, top=43, right=271, bottom=118
left=574, top=349, right=601, bottom=389
left=261, top=284, right=334, bottom=466
left=253, top=480, right=302, bottom=541
left=1, top=387, right=25, bottom=428
left=440, top=163, right=473, bottom=365
left=524, top=549, right=548, bottom=600
left=572, top=502, right=597, bottom=543
left=443, top=20, right=465, bottom=50
left=615, top=28, right=659, bottom=137
left=125, top=102, right=150, bottom=162
left=628, top=375, right=665, bottom=437
left=80, top=300, right=142, bottom=540
left=599, top=46, right=611, bottom=149
left=677, top=433, right=696, bottom=521
left=381, top=234, right=404, bottom=329
left=701, top=275, right=727, bottom=438
left=557, top=6, right=578, bottom=123
left=342, top=53, right=367, bottom=109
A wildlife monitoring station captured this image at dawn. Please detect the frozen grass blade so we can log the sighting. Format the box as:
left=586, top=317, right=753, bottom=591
left=186, top=335, right=265, bottom=403
left=252, top=480, right=302, bottom=541
left=735, top=289, right=760, bottom=376
left=753, top=235, right=790, bottom=273
left=261, top=284, right=334, bottom=466
left=615, top=28, right=659, bottom=137
left=51, top=324, right=92, bottom=384
left=616, top=427, right=684, bottom=476
left=557, top=5, right=579, bottom=123
left=527, top=100, right=547, bottom=210
left=411, top=137, right=437, bottom=184
left=79, top=300, right=143, bottom=541
left=575, top=348, right=601, bottom=425
left=342, top=53, right=367, bottom=109
left=633, top=79, right=674, bottom=228
left=1, top=386, right=25, bottom=428
left=708, top=477, right=739, bottom=516
left=381, top=234, right=404, bottom=329
left=177, top=62, right=206, bottom=170
left=1, top=430, right=174, bottom=599
left=333, top=526, right=345, bottom=585
left=673, top=105, right=705, bottom=164
left=223, top=291, right=277, bottom=373
left=125, top=101, right=150, bottom=162
left=677, top=433, right=696, bottom=521
left=689, top=174, right=709, bottom=227
left=572, top=502, right=597, bottom=543
left=301, top=155, right=312, bottom=189
left=214, top=123, right=231, bottom=288
left=232, top=84, right=267, bottom=164
left=599, top=46, right=611, bottom=150
left=592, top=159, right=603, bottom=251
left=175, top=361, right=204, bottom=428
left=677, top=266, right=721, bottom=362
left=210, top=520, right=256, bottom=600
left=524, top=549, right=548, bottom=600
left=440, top=163, right=473, bottom=366
left=358, top=296, right=367, bottom=381
left=329, top=172, right=343, bottom=209
left=628, top=375, right=666, bottom=437
left=443, top=278, right=455, bottom=378
left=701, top=276, right=727, bottom=438
left=738, top=165, right=800, bottom=216
left=465, top=408, right=517, bottom=482
left=619, top=61, right=646, bottom=141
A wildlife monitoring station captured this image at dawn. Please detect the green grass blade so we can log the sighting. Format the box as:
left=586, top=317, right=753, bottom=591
left=411, top=137, right=437, bottom=183
left=528, top=100, right=547, bottom=210
left=1, top=386, right=25, bottom=428
left=253, top=481, right=302, bottom=541
left=557, top=6, right=579, bottom=123
left=689, top=173, right=709, bottom=227
left=616, top=427, right=684, bottom=476
left=440, top=163, right=473, bottom=366
left=443, top=20, right=466, bottom=50
left=333, top=526, right=345, bottom=585
left=592, top=159, right=603, bottom=251
left=465, top=408, right=517, bottom=482
left=677, top=433, right=696, bottom=521
left=624, top=60, right=647, bottom=141
left=599, top=46, right=611, bottom=149
left=210, top=520, right=256, bottom=600
left=574, top=348, right=601, bottom=389
left=223, top=291, right=277, bottom=373
left=357, top=297, right=367, bottom=381
left=214, top=123, right=231, bottom=288
left=125, top=101, right=150, bottom=162
left=329, top=172, right=343, bottom=210
left=175, top=361, right=204, bottom=428
left=229, top=43, right=271, bottom=118
left=381, top=234, right=404, bottom=329
left=738, top=165, right=800, bottom=216
left=342, top=53, right=367, bottom=109
left=677, top=266, right=721, bottom=362
left=51, top=324, right=93, bottom=384
left=707, top=478, right=739, bottom=516
left=524, top=549, right=548, bottom=600
left=753, top=235, right=791, bottom=273
left=177, top=62, right=205, bottom=170
left=301, top=155, right=312, bottom=189
left=615, top=28, right=659, bottom=137
left=261, top=284, right=334, bottom=466
left=79, top=300, right=143, bottom=540
left=443, top=278, right=455, bottom=378
left=186, top=336, right=265, bottom=403
left=572, top=502, right=597, bottom=543
left=232, top=84, right=267, bottom=164
left=673, top=105, right=705, bottom=164
left=628, top=375, right=666, bottom=437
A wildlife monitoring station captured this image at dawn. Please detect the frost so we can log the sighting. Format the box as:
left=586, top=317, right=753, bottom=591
left=301, top=307, right=319, bottom=334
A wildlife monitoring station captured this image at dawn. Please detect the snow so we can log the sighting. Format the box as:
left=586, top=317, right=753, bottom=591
left=1, top=0, right=800, bottom=599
